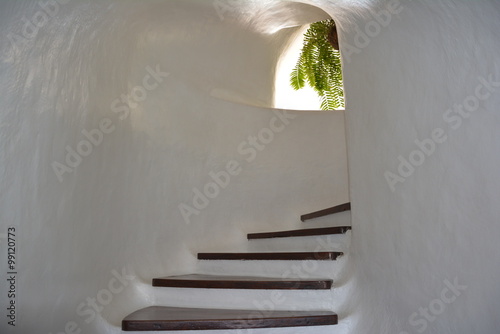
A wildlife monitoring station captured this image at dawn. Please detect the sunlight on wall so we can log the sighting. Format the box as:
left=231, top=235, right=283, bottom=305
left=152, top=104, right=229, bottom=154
left=274, top=25, right=322, bottom=110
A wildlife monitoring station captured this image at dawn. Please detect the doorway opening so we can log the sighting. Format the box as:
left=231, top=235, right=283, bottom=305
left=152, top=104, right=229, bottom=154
left=274, top=25, right=322, bottom=110
left=274, top=21, right=344, bottom=111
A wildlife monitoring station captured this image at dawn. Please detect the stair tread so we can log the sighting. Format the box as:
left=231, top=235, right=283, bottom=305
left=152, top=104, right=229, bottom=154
left=301, top=203, right=351, bottom=222
left=152, top=274, right=333, bottom=290
left=198, top=251, right=343, bottom=261
left=122, top=306, right=338, bottom=331
left=248, top=226, right=351, bottom=240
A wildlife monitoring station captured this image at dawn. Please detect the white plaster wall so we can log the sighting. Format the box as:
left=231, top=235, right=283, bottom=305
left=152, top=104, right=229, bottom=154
left=0, top=1, right=349, bottom=334
left=327, top=0, right=500, bottom=333
left=7, top=1, right=498, bottom=334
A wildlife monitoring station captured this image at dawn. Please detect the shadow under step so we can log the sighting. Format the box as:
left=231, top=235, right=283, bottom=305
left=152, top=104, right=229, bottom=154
left=152, top=274, right=333, bottom=290
left=198, top=251, right=343, bottom=261
left=248, top=226, right=351, bottom=240
left=122, top=306, right=337, bottom=331
left=301, top=203, right=351, bottom=222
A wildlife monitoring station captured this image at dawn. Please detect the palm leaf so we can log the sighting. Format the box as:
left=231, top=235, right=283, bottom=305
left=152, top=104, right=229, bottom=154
left=290, top=19, right=344, bottom=110
left=290, top=59, right=305, bottom=90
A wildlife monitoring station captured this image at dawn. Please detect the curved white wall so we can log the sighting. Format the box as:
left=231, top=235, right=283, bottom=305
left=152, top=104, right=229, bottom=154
left=327, top=0, right=500, bottom=333
left=0, top=1, right=349, bottom=333
left=3, top=1, right=497, bottom=334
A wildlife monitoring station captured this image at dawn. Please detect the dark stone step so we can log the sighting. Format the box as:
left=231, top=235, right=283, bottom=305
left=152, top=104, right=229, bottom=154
left=152, top=274, right=333, bottom=290
left=122, top=306, right=338, bottom=331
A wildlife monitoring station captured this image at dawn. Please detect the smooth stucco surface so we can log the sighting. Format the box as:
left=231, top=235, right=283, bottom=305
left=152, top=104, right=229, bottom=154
left=0, top=1, right=348, bottom=333
left=1, top=1, right=499, bottom=334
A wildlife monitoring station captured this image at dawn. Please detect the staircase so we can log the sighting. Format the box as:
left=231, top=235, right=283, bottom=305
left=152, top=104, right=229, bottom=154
left=122, top=203, right=352, bottom=332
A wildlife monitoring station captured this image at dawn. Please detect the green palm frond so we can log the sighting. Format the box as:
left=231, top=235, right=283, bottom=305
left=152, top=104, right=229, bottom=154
left=290, top=19, right=344, bottom=110
left=290, top=59, right=305, bottom=90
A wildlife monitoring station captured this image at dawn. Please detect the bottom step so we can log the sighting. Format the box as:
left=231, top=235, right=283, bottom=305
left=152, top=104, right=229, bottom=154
left=122, top=306, right=338, bottom=331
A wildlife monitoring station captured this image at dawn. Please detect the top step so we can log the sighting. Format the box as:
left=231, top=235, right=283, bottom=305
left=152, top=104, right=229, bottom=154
left=301, top=203, right=351, bottom=222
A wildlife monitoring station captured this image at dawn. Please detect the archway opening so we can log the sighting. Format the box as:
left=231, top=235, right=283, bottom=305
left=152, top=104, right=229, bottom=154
left=274, top=20, right=344, bottom=111
left=274, top=25, right=322, bottom=110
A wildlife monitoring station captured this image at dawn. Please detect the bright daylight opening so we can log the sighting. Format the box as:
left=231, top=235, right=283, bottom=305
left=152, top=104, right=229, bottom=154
left=274, top=25, right=322, bottom=111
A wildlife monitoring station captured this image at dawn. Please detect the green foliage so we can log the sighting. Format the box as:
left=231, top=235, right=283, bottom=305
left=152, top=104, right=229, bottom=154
left=290, top=19, right=344, bottom=110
